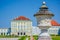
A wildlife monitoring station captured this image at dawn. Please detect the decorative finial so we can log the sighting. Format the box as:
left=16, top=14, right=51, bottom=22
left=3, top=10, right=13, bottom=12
left=39, top=1, right=48, bottom=9
left=43, top=1, right=46, bottom=5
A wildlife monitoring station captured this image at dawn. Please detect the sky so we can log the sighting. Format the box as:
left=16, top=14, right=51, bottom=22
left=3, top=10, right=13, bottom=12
left=0, top=0, right=60, bottom=28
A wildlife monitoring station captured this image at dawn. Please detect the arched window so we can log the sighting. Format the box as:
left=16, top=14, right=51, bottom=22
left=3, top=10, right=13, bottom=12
left=4, top=33, right=5, bottom=35
left=24, top=32, right=25, bottom=35
left=1, top=33, right=3, bottom=35
left=21, top=32, right=22, bottom=35
left=18, top=32, right=19, bottom=35
left=58, top=28, right=60, bottom=35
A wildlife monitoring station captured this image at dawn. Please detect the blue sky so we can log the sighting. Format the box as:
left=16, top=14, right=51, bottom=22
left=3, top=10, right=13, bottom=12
left=0, top=0, right=60, bottom=28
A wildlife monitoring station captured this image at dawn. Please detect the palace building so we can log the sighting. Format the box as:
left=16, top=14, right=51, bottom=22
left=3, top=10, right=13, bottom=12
left=10, top=16, right=60, bottom=36
left=0, top=16, right=60, bottom=36
left=11, top=16, right=32, bottom=36
left=48, top=20, right=60, bottom=35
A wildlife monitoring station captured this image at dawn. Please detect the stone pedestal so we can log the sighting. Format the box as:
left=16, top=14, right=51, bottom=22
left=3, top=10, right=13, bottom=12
left=38, top=33, right=52, bottom=40
left=38, top=29, right=52, bottom=40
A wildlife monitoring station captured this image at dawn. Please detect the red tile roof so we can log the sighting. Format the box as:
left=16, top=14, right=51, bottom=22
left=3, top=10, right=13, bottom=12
left=51, top=20, right=60, bottom=26
left=14, top=16, right=30, bottom=20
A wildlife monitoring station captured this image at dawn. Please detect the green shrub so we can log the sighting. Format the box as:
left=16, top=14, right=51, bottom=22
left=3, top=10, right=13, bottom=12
left=18, top=36, right=26, bottom=40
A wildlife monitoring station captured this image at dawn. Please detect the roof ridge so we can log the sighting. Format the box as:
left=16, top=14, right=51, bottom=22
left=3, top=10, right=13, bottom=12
left=14, top=16, right=30, bottom=20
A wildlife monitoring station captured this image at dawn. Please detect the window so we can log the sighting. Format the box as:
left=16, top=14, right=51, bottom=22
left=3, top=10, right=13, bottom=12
left=18, top=32, right=19, bottom=35
left=1, top=33, right=3, bottom=35
left=24, top=32, right=25, bottom=35
left=4, top=33, right=5, bottom=35
left=21, top=32, right=22, bottom=35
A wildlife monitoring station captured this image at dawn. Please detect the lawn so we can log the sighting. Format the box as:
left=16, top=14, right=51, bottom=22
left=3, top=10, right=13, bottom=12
left=33, top=35, right=60, bottom=40
left=18, top=35, right=60, bottom=40
left=52, top=36, right=60, bottom=40
left=0, top=35, right=19, bottom=38
left=0, top=35, right=60, bottom=40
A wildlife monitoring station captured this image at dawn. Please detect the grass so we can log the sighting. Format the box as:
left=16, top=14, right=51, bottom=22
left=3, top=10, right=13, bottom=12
left=18, top=35, right=60, bottom=40
left=33, top=35, right=60, bottom=40
left=52, top=36, right=60, bottom=40
left=0, top=35, right=19, bottom=38
left=0, top=35, right=60, bottom=40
